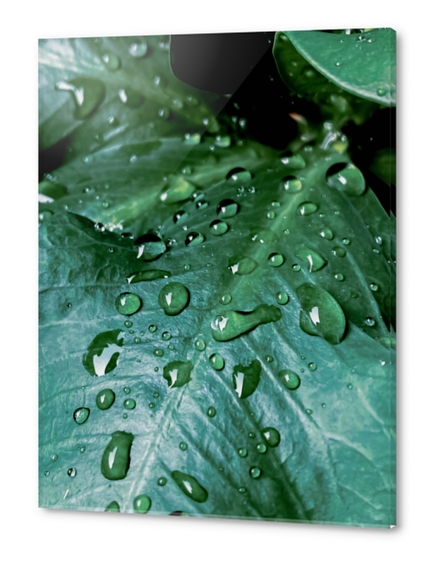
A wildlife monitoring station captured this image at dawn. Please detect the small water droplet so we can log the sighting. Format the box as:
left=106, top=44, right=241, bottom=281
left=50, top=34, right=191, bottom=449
left=179, top=442, right=188, bottom=451
left=153, top=348, right=164, bottom=357
left=308, top=362, right=317, bottom=371
left=256, top=443, right=267, bottom=454
left=133, top=494, right=152, bottom=514
left=209, top=353, right=225, bottom=371
left=365, top=317, right=376, bottom=327
left=67, top=468, right=77, bottom=478
left=335, top=273, right=345, bottom=281
left=73, top=407, right=90, bottom=425
left=219, top=293, right=232, bottom=305
left=158, top=477, right=167, bottom=486
left=207, top=406, right=216, bottom=418
left=268, top=252, right=284, bottom=267
left=249, top=467, right=261, bottom=479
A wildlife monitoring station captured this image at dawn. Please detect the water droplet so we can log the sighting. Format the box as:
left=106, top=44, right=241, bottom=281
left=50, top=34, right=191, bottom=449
left=251, top=229, right=278, bottom=244
left=292, top=264, right=301, bottom=272
left=228, top=256, right=258, bottom=275
left=281, top=176, right=303, bottom=192
left=342, top=238, right=351, bottom=245
left=55, top=77, right=106, bottom=119
left=249, top=467, right=261, bottom=479
left=149, top=325, right=157, bottom=333
left=124, top=399, right=136, bottom=410
left=276, top=291, right=289, bottom=305
left=326, top=163, right=366, bottom=196
left=101, top=431, right=134, bottom=481
left=212, top=304, right=282, bottom=342
left=375, top=236, right=383, bottom=245
left=127, top=269, right=171, bottom=284
left=248, top=432, right=256, bottom=439
left=149, top=402, right=156, bottom=408
left=332, top=246, right=346, bottom=257
left=256, top=443, right=267, bottom=454
left=123, top=387, right=131, bottom=395
left=217, top=198, right=239, bottom=218
left=206, top=406, right=217, bottom=418
left=220, top=293, right=232, bottom=305
left=280, top=152, right=306, bottom=169
left=135, top=233, right=166, bottom=261
left=238, top=487, right=247, bottom=494
left=209, top=353, right=225, bottom=371
left=297, top=283, right=346, bottom=344
left=295, top=248, right=327, bottom=272
left=347, top=383, right=353, bottom=389
left=153, top=348, right=164, bottom=357
left=83, top=330, right=124, bottom=377
left=184, top=133, right=201, bottom=145
left=318, top=228, right=334, bottom=240
left=161, top=176, right=195, bottom=204
left=51, top=454, right=58, bottom=462
left=268, top=253, right=284, bottom=267
left=73, top=407, right=90, bottom=425
left=173, top=210, right=189, bottom=224
left=351, top=291, right=359, bottom=299
left=133, top=494, right=151, bottom=514
left=278, top=370, right=301, bottom=390
left=105, top=501, right=120, bottom=512
left=168, top=344, right=175, bottom=350
left=308, top=362, right=317, bottom=371
left=266, top=210, right=276, bottom=220
left=226, top=168, right=252, bottom=184
left=306, top=409, right=313, bottom=415
left=297, top=202, right=318, bottom=216
left=80, top=446, right=86, bottom=454
left=101, top=51, right=121, bottom=71
left=232, top=360, right=261, bottom=399
left=67, top=468, right=77, bottom=478
left=377, top=88, right=386, bottom=97
left=163, top=360, right=193, bottom=388
left=96, top=389, right=116, bottom=411
left=185, top=232, right=205, bottom=246
left=44, top=471, right=50, bottom=477
left=195, top=339, right=206, bottom=351
left=118, top=87, right=144, bottom=108
left=171, top=471, right=208, bottom=502
left=162, top=331, right=171, bottom=341
left=157, top=477, right=167, bottom=487
left=370, top=283, right=379, bottom=292
left=158, top=282, right=190, bottom=316
left=210, top=219, right=229, bottom=236
left=261, top=427, right=280, bottom=447
left=365, top=317, right=376, bottom=327
left=129, top=41, right=148, bottom=58
left=335, top=61, right=341, bottom=67
left=115, top=292, right=142, bottom=316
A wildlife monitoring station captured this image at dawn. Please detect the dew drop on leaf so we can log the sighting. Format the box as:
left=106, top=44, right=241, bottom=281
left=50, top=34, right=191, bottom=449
left=268, top=253, right=284, bottom=267
left=278, top=369, right=301, bottom=390
left=73, top=407, right=90, bottom=425
left=281, top=176, right=302, bottom=192
left=185, top=232, right=205, bottom=246
left=158, top=282, right=190, bottom=316
left=133, top=495, right=152, bottom=514
left=207, top=406, right=217, bottom=418
left=276, top=291, right=289, bottom=305
left=249, top=467, right=261, bottom=479
left=297, top=201, right=318, bottom=216
left=124, top=399, right=136, bottom=410
left=118, top=87, right=144, bottom=108
left=101, top=431, right=134, bottom=481
left=295, top=248, right=327, bottom=272
left=217, top=198, right=239, bottom=218
left=115, top=293, right=142, bottom=316
left=261, top=427, right=281, bottom=447
left=96, top=389, right=115, bottom=411
left=171, top=471, right=208, bottom=502
left=209, top=353, right=225, bottom=371
left=210, top=219, right=229, bottom=236
left=105, top=501, right=120, bottom=512
left=55, top=77, right=106, bottom=119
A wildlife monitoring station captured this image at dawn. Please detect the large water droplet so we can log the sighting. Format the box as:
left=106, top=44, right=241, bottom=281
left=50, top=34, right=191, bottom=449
left=135, top=234, right=167, bottom=261
left=115, top=292, right=142, bottom=316
left=133, top=495, right=151, bottom=514
left=83, top=329, right=124, bottom=377
left=101, top=431, right=134, bottom=481
left=185, top=232, right=205, bottom=246
left=162, top=360, right=193, bottom=388
left=226, top=168, right=252, bottom=184
left=297, top=201, right=318, bottom=216
left=261, top=427, right=280, bottom=447
left=96, top=389, right=116, bottom=410
left=127, top=269, right=171, bottom=283
left=55, top=77, right=106, bottom=119
left=212, top=305, right=282, bottom=342
left=160, top=177, right=195, bottom=204
left=73, top=407, right=90, bottom=425
left=209, top=353, right=225, bottom=371
left=173, top=210, right=189, bottom=225
left=280, top=152, right=306, bottom=169
left=217, top=199, right=239, bottom=218
left=268, top=253, right=284, bottom=267
left=251, top=229, right=278, bottom=244
left=317, top=228, right=334, bottom=240
left=105, top=501, right=120, bottom=512
left=158, top=282, right=189, bottom=316
left=171, top=471, right=208, bottom=502
left=124, top=399, right=136, bottom=410
left=232, top=360, right=261, bottom=399
left=332, top=246, right=346, bottom=257
left=326, top=163, right=366, bottom=196
left=228, top=256, right=258, bottom=275
left=297, top=283, right=346, bottom=344
left=276, top=291, right=289, bottom=305
left=295, top=247, right=327, bottom=272
left=101, top=51, right=121, bottom=71
left=118, top=87, right=144, bottom=108
left=281, top=176, right=303, bottom=192
left=210, top=220, right=229, bottom=236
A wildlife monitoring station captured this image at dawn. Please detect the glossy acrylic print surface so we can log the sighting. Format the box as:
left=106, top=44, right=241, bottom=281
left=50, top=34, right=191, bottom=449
left=38, top=29, right=396, bottom=527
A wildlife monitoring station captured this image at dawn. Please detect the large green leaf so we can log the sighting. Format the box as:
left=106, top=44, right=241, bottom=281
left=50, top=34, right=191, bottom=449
left=39, top=36, right=224, bottom=164
left=280, top=29, right=396, bottom=107
left=39, top=139, right=395, bottom=526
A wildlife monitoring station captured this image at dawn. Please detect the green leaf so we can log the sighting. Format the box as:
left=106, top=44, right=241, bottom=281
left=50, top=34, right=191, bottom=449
left=39, top=139, right=395, bottom=526
left=280, top=29, right=396, bottom=107
left=39, top=36, right=223, bottom=164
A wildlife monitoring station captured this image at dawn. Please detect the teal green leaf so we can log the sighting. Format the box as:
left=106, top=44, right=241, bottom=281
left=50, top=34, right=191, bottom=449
left=280, top=29, right=396, bottom=107
left=39, top=138, right=395, bottom=526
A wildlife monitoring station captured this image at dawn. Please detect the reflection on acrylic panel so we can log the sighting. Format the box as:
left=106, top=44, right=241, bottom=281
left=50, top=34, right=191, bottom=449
left=38, top=29, right=396, bottom=527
